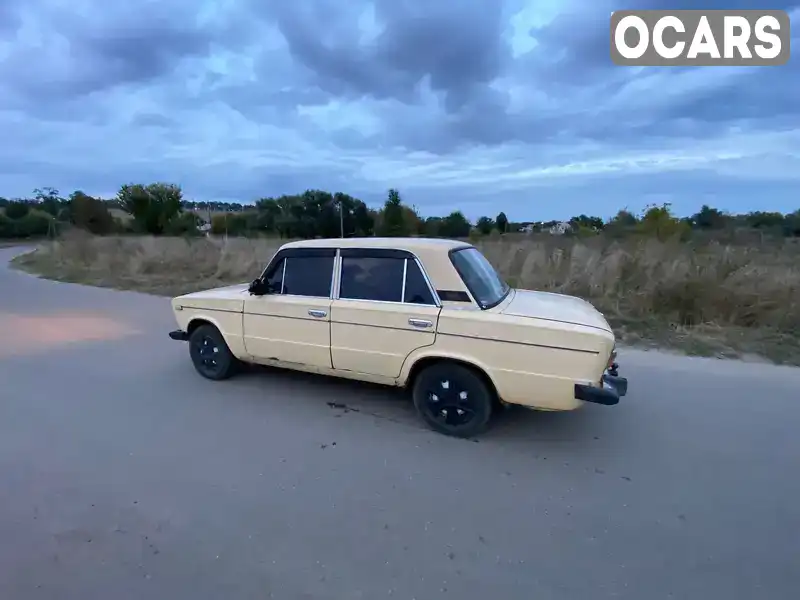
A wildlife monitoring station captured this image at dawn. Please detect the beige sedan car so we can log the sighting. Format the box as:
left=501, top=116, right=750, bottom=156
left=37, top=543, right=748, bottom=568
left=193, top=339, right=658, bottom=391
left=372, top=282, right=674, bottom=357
left=169, top=237, right=627, bottom=438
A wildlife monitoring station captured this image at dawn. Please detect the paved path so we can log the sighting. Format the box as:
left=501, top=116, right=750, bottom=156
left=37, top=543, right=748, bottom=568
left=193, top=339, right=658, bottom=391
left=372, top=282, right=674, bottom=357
left=1, top=246, right=798, bottom=600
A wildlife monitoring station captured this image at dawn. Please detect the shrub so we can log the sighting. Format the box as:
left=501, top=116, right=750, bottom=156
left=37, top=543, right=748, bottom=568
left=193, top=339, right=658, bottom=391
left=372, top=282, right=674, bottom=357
left=0, top=213, right=14, bottom=237
left=636, top=204, right=691, bottom=241
left=5, top=201, right=30, bottom=220
left=117, top=183, right=183, bottom=234
left=164, top=212, right=201, bottom=236
left=69, top=191, right=115, bottom=235
left=210, top=215, right=228, bottom=235
left=13, top=212, right=52, bottom=237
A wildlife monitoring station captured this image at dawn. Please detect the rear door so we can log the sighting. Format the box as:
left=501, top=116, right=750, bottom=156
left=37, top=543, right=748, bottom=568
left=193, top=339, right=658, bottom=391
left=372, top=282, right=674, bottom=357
left=329, top=248, right=441, bottom=378
left=243, top=248, right=335, bottom=369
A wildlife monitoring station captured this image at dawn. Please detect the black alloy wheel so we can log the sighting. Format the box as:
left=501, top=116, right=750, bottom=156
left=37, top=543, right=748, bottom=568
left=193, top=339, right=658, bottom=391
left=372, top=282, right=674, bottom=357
left=188, top=324, right=238, bottom=380
left=412, top=362, right=493, bottom=438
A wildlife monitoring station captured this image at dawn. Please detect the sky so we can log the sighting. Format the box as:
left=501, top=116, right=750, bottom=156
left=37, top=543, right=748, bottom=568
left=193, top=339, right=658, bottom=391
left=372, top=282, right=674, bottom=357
left=0, top=0, right=798, bottom=222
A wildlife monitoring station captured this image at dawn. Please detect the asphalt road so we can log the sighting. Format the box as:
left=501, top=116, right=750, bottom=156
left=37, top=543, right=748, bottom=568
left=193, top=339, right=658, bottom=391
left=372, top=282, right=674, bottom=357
left=1, top=246, right=799, bottom=600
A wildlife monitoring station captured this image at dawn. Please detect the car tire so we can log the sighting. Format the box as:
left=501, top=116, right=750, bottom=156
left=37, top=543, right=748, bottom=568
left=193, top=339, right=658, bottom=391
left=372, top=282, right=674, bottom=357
left=188, top=324, right=238, bottom=381
left=412, top=362, right=494, bottom=438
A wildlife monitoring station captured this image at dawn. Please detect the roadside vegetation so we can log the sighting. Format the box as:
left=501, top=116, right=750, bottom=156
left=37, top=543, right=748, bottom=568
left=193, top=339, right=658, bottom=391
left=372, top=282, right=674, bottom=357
left=6, top=184, right=800, bottom=364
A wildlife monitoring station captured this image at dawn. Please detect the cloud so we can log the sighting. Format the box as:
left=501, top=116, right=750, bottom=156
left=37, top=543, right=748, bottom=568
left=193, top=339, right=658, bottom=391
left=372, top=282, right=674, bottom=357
left=0, top=0, right=797, bottom=220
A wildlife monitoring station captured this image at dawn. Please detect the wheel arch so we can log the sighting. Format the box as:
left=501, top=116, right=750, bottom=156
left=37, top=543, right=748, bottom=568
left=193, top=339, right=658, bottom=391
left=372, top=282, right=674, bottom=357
left=187, top=317, right=217, bottom=336
left=403, top=355, right=500, bottom=404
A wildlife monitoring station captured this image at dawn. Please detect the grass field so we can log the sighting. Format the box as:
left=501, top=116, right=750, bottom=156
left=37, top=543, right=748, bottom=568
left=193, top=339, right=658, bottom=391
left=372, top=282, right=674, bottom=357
left=12, top=232, right=800, bottom=364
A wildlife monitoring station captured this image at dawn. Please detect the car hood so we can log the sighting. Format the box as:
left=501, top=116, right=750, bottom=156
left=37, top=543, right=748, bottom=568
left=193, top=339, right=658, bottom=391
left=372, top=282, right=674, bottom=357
left=499, top=289, right=612, bottom=332
left=173, top=283, right=250, bottom=312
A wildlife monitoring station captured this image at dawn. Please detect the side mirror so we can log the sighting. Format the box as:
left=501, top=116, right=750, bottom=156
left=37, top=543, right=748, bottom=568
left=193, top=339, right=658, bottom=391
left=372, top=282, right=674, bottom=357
left=249, top=278, right=281, bottom=296
left=248, top=278, right=265, bottom=296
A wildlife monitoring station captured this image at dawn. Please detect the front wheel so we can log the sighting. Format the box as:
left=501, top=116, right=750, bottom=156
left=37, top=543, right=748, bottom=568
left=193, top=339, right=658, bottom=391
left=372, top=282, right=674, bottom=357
left=188, top=324, right=238, bottom=380
left=412, top=363, right=494, bottom=438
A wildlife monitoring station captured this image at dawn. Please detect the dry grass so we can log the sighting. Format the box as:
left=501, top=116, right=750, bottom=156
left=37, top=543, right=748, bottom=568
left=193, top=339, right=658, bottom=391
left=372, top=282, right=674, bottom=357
left=13, top=231, right=800, bottom=364
left=13, top=233, right=279, bottom=297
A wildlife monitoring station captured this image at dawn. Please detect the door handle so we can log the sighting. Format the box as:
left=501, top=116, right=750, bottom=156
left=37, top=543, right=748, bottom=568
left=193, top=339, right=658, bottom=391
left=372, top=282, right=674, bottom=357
left=308, top=309, right=327, bottom=318
left=408, top=318, right=433, bottom=328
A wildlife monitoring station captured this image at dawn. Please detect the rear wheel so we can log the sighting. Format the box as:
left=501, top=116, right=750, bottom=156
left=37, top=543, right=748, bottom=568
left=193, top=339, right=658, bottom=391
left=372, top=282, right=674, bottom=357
left=188, top=324, right=238, bottom=380
left=412, top=362, right=494, bottom=438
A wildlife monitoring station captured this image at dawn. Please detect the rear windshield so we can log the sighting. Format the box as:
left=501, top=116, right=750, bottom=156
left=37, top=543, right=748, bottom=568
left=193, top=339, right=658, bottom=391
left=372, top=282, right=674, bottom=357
left=450, top=247, right=510, bottom=309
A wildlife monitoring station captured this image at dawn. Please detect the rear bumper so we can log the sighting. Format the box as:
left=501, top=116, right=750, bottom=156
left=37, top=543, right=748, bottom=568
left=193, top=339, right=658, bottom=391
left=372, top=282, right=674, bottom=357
left=574, top=372, right=628, bottom=406
left=169, top=329, right=189, bottom=341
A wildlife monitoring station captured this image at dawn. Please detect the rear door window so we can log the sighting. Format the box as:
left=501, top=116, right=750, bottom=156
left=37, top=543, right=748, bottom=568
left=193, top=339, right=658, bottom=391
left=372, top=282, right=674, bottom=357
left=339, top=256, right=404, bottom=302
left=403, top=260, right=436, bottom=305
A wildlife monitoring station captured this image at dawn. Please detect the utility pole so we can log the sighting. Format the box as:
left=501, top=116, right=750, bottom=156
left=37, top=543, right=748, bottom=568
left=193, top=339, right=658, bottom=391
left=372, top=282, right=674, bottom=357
left=339, top=200, right=344, bottom=238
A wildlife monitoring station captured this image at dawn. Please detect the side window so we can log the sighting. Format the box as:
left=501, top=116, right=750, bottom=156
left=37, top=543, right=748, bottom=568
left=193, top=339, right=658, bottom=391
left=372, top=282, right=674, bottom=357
left=340, top=257, right=404, bottom=302
left=403, top=260, right=435, bottom=305
left=282, top=256, right=334, bottom=297
left=265, top=258, right=285, bottom=293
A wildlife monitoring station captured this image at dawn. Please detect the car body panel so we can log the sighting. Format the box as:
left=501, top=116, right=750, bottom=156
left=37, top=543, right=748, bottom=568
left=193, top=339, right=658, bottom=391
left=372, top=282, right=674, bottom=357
left=171, top=284, right=249, bottom=359
left=499, top=288, right=612, bottom=332
left=243, top=294, right=333, bottom=370
left=171, top=304, right=248, bottom=360
left=410, top=305, right=614, bottom=409
left=330, top=299, right=441, bottom=378
left=170, top=237, right=621, bottom=412
left=175, top=283, right=249, bottom=312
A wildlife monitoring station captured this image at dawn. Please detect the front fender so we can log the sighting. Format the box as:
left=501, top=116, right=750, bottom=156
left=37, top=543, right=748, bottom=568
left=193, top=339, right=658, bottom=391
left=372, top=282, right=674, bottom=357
left=175, top=308, right=247, bottom=360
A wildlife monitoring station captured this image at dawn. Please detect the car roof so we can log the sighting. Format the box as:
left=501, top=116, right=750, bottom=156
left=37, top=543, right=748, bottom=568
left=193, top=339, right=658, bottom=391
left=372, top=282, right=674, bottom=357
left=280, top=237, right=473, bottom=253
left=276, top=237, right=476, bottom=299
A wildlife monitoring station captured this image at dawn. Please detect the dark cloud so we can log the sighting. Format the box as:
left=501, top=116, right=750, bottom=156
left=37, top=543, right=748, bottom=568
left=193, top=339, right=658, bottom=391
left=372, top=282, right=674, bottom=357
left=258, top=0, right=511, bottom=109
left=0, top=0, right=248, bottom=105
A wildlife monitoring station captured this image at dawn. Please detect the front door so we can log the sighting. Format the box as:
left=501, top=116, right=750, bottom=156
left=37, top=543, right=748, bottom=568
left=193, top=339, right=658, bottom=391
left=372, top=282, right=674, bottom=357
left=330, top=250, right=441, bottom=379
left=243, top=249, right=335, bottom=370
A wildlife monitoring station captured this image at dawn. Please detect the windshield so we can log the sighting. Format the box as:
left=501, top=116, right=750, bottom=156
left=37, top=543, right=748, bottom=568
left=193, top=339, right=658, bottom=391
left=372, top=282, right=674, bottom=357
left=450, top=247, right=510, bottom=309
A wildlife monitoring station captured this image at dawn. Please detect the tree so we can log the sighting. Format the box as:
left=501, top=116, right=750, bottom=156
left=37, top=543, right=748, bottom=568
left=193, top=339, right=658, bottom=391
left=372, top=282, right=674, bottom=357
left=32, top=187, right=64, bottom=217
left=439, top=211, right=472, bottom=238
left=569, top=214, right=604, bottom=231
left=377, top=188, right=409, bottom=237
left=164, top=211, right=201, bottom=236
left=5, top=201, right=30, bottom=220
left=118, top=183, right=183, bottom=234
left=744, top=211, right=785, bottom=230
left=636, top=203, right=691, bottom=241
left=352, top=201, right=375, bottom=236
left=602, top=209, right=638, bottom=238
left=69, top=190, right=115, bottom=234
left=402, top=205, right=425, bottom=235
left=783, top=209, right=800, bottom=237
left=476, top=216, right=495, bottom=235
left=691, top=205, right=728, bottom=230
left=495, top=212, right=508, bottom=233
left=421, top=216, right=442, bottom=237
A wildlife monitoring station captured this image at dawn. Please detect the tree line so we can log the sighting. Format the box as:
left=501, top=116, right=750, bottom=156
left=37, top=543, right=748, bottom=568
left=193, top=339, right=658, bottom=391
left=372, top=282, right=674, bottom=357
left=1, top=184, right=799, bottom=240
